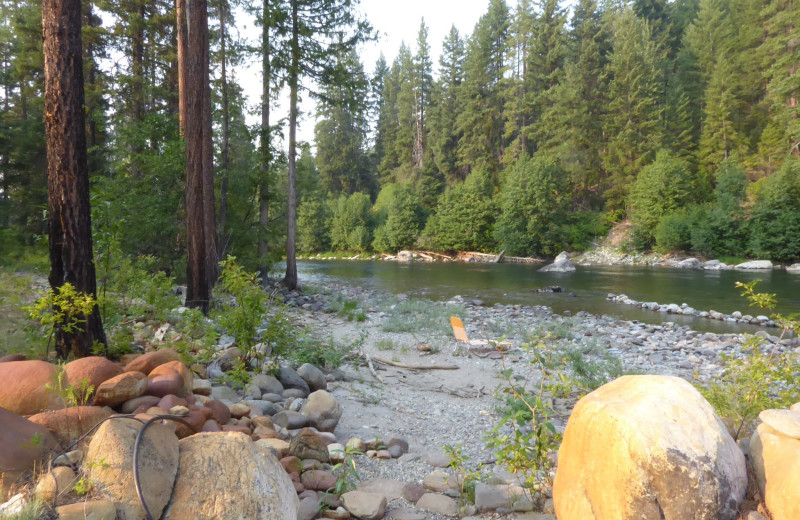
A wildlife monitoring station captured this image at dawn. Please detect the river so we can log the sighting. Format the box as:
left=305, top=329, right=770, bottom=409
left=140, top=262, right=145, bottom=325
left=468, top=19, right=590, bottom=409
left=296, top=260, right=800, bottom=334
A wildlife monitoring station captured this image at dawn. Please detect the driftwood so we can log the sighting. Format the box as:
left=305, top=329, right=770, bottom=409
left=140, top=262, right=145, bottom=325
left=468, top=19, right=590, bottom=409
left=359, top=349, right=385, bottom=384
left=371, top=356, right=459, bottom=371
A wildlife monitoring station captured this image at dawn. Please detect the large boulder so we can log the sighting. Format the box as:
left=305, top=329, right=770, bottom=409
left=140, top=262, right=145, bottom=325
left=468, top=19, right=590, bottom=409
left=300, top=390, right=342, bottom=432
left=538, top=252, right=576, bottom=273
left=85, top=417, right=179, bottom=520
left=0, top=407, right=60, bottom=484
left=749, top=410, right=800, bottom=520
left=297, top=363, right=327, bottom=392
left=123, top=348, right=181, bottom=375
left=28, top=406, right=112, bottom=447
left=277, top=365, right=310, bottom=395
left=736, top=260, right=773, bottom=270
left=63, top=356, right=123, bottom=401
left=162, top=432, right=298, bottom=520
left=0, top=360, right=64, bottom=415
left=149, top=361, right=193, bottom=398
left=553, top=375, right=746, bottom=520
left=93, top=371, right=147, bottom=407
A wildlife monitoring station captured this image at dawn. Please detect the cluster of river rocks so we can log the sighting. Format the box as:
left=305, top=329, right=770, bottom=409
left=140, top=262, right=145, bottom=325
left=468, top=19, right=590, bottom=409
left=607, top=292, right=781, bottom=328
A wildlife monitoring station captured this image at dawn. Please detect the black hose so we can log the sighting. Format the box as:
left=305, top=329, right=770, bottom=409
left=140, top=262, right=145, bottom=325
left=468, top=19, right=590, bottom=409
left=132, top=414, right=197, bottom=520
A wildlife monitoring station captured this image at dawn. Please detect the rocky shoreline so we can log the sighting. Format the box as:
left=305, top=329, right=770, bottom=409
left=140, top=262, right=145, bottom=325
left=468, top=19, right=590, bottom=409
left=2, top=274, right=798, bottom=519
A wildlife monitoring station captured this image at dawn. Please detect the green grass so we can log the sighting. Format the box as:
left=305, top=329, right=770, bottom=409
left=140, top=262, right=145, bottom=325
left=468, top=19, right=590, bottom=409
left=380, top=297, right=465, bottom=335
left=0, top=270, right=39, bottom=358
left=718, top=256, right=749, bottom=265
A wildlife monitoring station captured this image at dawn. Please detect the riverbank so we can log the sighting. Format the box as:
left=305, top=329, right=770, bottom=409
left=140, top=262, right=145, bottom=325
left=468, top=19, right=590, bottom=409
left=278, top=278, right=799, bottom=518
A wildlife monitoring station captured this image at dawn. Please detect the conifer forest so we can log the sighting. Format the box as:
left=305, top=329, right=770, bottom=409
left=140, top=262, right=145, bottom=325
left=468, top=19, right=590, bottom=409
left=1, top=0, right=799, bottom=287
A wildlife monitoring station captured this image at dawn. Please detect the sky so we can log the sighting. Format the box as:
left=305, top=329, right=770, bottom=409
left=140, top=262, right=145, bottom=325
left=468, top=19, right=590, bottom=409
left=241, top=0, right=493, bottom=148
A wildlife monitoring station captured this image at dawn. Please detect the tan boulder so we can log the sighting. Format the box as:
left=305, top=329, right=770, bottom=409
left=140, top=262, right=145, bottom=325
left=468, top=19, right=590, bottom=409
left=257, top=438, right=290, bottom=458
left=55, top=499, right=117, bottom=520
left=0, top=360, right=64, bottom=415
left=300, top=390, right=342, bottom=432
left=341, top=490, right=387, bottom=520
left=28, top=406, right=112, bottom=447
left=0, top=407, right=60, bottom=484
left=85, top=417, right=179, bottom=520
left=93, top=371, right=147, bottom=407
left=149, top=361, right=193, bottom=397
left=63, top=356, right=123, bottom=401
left=553, top=375, right=746, bottom=520
left=290, top=428, right=330, bottom=462
left=749, top=422, right=800, bottom=520
left=34, top=466, right=77, bottom=503
left=124, top=348, right=180, bottom=375
left=162, top=432, right=298, bottom=520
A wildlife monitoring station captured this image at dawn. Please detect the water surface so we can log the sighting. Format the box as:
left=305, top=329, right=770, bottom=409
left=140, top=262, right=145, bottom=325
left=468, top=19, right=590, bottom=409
left=297, top=260, right=800, bottom=334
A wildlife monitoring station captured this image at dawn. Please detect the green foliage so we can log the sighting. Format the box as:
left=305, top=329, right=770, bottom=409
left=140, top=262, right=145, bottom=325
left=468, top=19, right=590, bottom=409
left=329, top=192, right=374, bottom=252
left=379, top=298, right=464, bottom=335
left=423, top=169, right=497, bottom=252
left=697, top=281, right=800, bottom=439
left=748, top=159, right=800, bottom=262
left=25, top=283, right=98, bottom=354
left=46, top=365, right=95, bottom=407
left=291, top=333, right=361, bottom=370
left=329, top=445, right=362, bottom=497
left=328, top=295, right=366, bottom=322
left=486, top=340, right=561, bottom=504
left=444, top=444, right=481, bottom=506
left=371, top=183, right=423, bottom=253
left=495, top=154, right=570, bottom=257
left=72, top=477, right=93, bottom=496
left=297, top=196, right=332, bottom=254
left=221, top=360, right=252, bottom=389
left=654, top=210, right=693, bottom=253
left=214, top=257, right=268, bottom=365
left=629, top=151, right=695, bottom=237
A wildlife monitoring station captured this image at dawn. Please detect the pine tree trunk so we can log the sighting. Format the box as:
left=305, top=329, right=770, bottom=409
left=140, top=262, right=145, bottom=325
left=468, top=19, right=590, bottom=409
left=284, top=0, right=299, bottom=290
left=217, top=0, right=229, bottom=260
left=176, top=0, right=187, bottom=137
left=42, top=0, right=106, bottom=358
left=182, top=0, right=215, bottom=313
left=258, top=0, right=271, bottom=285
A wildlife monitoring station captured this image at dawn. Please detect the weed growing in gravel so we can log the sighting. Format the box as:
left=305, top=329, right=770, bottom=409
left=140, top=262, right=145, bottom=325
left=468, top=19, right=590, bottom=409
left=45, top=365, right=94, bottom=406
left=328, top=295, right=367, bottom=322
left=329, top=445, right=362, bottom=497
left=291, top=331, right=363, bottom=370
left=380, top=298, right=464, bottom=335
left=444, top=444, right=482, bottom=506
left=375, top=338, right=396, bottom=350
left=697, top=281, right=800, bottom=439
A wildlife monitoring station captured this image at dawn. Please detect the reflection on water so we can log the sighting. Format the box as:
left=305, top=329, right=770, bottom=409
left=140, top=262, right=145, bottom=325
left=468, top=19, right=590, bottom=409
left=295, top=260, right=800, bottom=334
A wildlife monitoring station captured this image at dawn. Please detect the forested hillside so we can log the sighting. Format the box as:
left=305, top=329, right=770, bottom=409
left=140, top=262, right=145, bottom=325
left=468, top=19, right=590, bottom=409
left=1, top=0, right=799, bottom=274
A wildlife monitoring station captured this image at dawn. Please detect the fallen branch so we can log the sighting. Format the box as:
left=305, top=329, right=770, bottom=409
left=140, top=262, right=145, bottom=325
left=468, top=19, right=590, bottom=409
left=359, top=350, right=384, bottom=384
left=371, top=357, right=459, bottom=371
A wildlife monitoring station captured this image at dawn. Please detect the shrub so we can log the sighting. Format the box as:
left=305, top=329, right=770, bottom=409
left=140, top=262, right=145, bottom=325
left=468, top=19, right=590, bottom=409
left=654, top=211, right=692, bottom=253
left=747, top=158, right=800, bottom=262
left=329, top=192, right=374, bottom=252
left=495, top=154, right=570, bottom=257
left=628, top=151, right=694, bottom=240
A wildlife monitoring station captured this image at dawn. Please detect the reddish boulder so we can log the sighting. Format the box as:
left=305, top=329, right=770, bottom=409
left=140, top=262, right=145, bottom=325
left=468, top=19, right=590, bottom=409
left=28, top=406, right=112, bottom=447
left=0, top=353, right=27, bottom=363
left=158, top=394, right=188, bottom=411
left=150, top=361, right=193, bottom=397
left=93, top=371, right=147, bottom=408
left=200, top=419, right=221, bottom=432
left=124, top=348, right=180, bottom=375
left=0, top=407, right=60, bottom=484
left=0, top=360, right=64, bottom=415
left=146, top=372, right=184, bottom=398
left=63, top=356, right=122, bottom=401
left=301, top=470, right=337, bottom=492
left=174, top=409, right=207, bottom=439
left=280, top=456, right=302, bottom=475
left=205, top=399, right=231, bottom=425
left=222, top=424, right=252, bottom=434
left=119, top=395, right=160, bottom=414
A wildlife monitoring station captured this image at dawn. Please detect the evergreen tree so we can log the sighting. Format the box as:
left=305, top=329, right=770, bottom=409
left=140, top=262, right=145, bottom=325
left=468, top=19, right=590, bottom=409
left=456, top=0, right=509, bottom=176
left=601, top=8, right=663, bottom=209
left=501, top=0, right=535, bottom=162
left=429, top=25, right=466, bottom=183
left=495, top=153, right=570, bottom=256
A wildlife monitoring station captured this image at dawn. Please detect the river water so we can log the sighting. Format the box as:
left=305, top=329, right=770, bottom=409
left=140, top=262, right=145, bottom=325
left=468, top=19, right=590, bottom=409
left=296, top=260, right=800, bottom=334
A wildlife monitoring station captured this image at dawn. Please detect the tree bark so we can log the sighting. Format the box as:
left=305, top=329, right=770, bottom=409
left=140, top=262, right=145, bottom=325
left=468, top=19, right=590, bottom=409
left=182, top=0, right=215, bottom=313
left=42, top=0, right=106, bottom=358
left=176, top=0, right=187, bottom=137
left=258, top=0, right=271, bottom=284
left=283, top=0, right=299, bottom=290
left=217, top=0, right=229, bottom=259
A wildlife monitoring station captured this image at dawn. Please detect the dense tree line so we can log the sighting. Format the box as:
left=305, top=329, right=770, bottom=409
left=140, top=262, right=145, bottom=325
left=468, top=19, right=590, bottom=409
left=1, top=0, right=799, bottom=293
left=302, top=0, right=800, bottom=261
